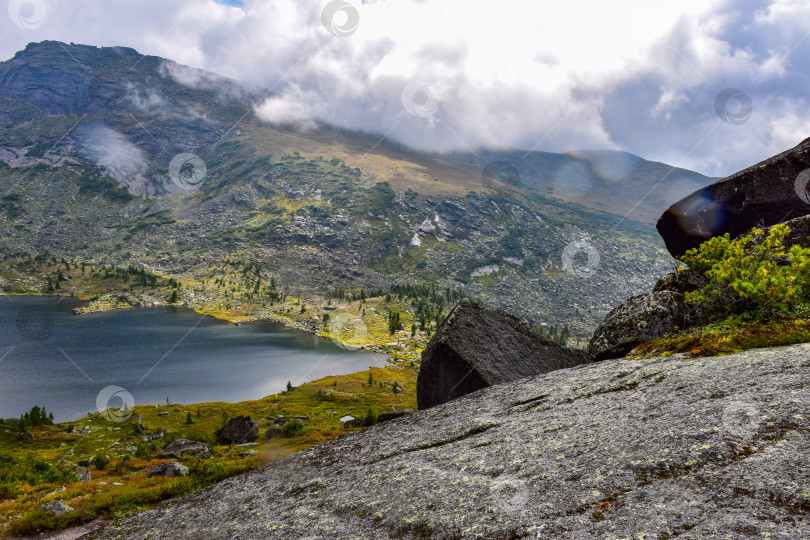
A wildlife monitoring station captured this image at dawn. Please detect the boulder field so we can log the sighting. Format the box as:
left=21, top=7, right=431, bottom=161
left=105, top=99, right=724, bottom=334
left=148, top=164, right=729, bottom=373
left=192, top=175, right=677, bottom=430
left=87, top=344, right=809, bottom=539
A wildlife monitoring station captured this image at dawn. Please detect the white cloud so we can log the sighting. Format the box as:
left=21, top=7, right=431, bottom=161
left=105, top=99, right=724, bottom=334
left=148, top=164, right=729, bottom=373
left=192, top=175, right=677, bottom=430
left=1, top=0, right=809, bottom=176
left=254, top=85, right=317, bottom=128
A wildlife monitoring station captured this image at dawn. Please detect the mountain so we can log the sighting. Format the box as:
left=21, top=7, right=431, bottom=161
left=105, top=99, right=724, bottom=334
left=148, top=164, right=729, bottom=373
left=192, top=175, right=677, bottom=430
left=0, top=41, right=716, bottom=338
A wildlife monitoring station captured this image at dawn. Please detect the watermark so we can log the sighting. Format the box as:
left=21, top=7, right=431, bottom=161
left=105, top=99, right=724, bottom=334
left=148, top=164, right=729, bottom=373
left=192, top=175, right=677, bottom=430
left=488, top=474, right=529, bottom=513
left=481, top=161, right=520, bottom=189
left=15, top=306, right=54, bottom=342
left=401, top=80, right=439, bottom=118
left=321, top=0, right=359, bottom=38
left=96, top=385, right=135, bottom=423
left=720, top=399, right=760, bottom=441
left=168, top=152, right=207, bottom=192
left=328, top=313, right=369, bottom=350
left=714, top=88, right=752, bottom=125
left=8, top=0, right=47, bottom=30
left=794, top=169, right=810, bottom=205
left=561, top=239, right=600, bottom=279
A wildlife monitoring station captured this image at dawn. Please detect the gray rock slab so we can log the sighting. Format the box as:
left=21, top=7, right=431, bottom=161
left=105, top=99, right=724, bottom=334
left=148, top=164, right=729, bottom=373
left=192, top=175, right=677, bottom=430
left=88, top=344, right=810, bottom=539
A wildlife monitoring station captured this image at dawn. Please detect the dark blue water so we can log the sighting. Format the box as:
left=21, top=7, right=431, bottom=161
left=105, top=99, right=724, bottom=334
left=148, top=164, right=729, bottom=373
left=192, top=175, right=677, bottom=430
left=0, top=296, right=387, bottom=422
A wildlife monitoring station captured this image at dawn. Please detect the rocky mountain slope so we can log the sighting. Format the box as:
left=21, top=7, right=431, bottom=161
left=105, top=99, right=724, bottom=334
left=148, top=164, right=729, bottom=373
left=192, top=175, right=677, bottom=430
left=87, top=343, right=810, bottom=539
left=0, top=41, right=717, bottom=337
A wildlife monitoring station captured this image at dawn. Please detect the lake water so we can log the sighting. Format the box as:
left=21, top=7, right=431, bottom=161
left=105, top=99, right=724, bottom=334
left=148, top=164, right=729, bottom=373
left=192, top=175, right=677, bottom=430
left=0, top=296, right=387, bottom=422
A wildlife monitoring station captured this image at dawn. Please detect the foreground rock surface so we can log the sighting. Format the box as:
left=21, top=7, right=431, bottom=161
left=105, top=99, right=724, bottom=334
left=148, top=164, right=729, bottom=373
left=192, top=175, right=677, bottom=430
left=657, top=136, right=810, bottom=258
left=418, top=299, right=590, bottom=409
left=87, top=344, right=810, bottom=539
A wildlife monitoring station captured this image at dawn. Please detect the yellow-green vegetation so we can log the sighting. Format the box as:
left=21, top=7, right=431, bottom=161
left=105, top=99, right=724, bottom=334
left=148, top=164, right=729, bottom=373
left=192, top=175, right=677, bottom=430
left=0, top=366, right=417, bottom=537
left=628, top=311, right=810, bottom=358
left=0, top=255, right=181, bottom=312
left=680, top=223, right=810, bottom=316
left=631, top=224, right=810, bottom=358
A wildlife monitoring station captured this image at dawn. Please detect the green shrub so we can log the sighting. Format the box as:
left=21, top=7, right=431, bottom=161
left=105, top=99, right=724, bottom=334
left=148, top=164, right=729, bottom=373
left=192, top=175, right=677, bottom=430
left=93, top=454, right=110, bottom=471
left=134, top=443, right=154, bottom=459
left=681, top=223, right=810, bottom=318
left=363, top=407, right=377, bottom=427
left=281, top=419, right=304, bottom=438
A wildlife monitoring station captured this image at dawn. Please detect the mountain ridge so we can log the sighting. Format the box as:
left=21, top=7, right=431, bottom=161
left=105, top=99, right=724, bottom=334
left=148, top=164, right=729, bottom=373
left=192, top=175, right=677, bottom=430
left=0, top=41, right=716, bottom=337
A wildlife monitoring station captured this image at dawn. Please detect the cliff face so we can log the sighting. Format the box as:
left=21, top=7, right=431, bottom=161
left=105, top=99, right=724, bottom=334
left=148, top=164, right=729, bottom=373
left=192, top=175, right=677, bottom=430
left=89, top=344, right=810, bottom=539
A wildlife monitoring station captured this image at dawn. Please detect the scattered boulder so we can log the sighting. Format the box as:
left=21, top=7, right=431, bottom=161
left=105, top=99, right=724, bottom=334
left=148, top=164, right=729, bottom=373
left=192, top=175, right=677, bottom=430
left=588, top=291, right=687, bottom=360
left=657, top=136, right=810, bottom=258
left=76, top=470, right=92, bottom=482
left=77, top=458, right=92, bottom=468
left=417, top=299, right=591, bottom=409
left=146, top=430, right=165, bottom=442
left=157, top=439, right=212, bottom=460
left=149, top=462, right=189, bottom=478
left=2, top=284, right=12, bottom=292
left=265, top=427, right=282, bottom=440
left=18, top=431, right=33, bottom=441
left=217, top=416, right=259, bottom=445
left=41, top=500, right=73, bottom=516
left=343, top=418, right=364, bottom=428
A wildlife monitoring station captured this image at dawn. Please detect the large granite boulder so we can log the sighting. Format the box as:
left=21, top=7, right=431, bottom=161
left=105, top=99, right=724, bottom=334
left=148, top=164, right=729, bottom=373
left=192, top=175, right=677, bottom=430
left=417, top=299, right=590, bottom=409
left=589, top=291, right=688, bottom=360
left=90, top=343, right=810, bottom=539
left=657, top=137, right=810, bottom=258
left=217, top=416, right=259, bottom=445
left=157, top=439, right=212, bottom=460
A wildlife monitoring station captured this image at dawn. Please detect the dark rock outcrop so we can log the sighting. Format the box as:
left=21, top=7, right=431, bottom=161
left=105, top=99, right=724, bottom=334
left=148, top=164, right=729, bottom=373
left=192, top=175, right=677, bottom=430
left=417, top=299, right=590, bottom=409
left=156, top=439, right=211, bottom=460
left=216, top=416, right=259, bottom=445
left=588, top=291, right=687, bottom=360
left=90, top=344, right=810, bottom=539
left=657, top=137, right=810, bottom=258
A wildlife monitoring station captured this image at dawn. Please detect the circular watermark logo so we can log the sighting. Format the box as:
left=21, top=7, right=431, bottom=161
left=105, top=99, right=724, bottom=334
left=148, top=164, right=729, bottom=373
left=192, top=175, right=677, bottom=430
left=15, top=306, right=54, bottom=342
left=721, top=399, right=760, bottom=441
left=168, top=152, right=207, bottom=192
left=488, top=475, right=529, bottom=513
left=481, top=161, right=521, bottom=189
left=96, top=385, right=135, bottom=423
left=321, top=0, right=359, bottom=38
left=794, top=169, right=810, bottom=205
left=8, top=0, right=47, bottom=29
left=328, top=313, right=369, bottom=350
left=561, top=240, right=600, bottom=279
left=401, top=80, right=439, bottom=118
left=714, top=88, right=752, bottom=125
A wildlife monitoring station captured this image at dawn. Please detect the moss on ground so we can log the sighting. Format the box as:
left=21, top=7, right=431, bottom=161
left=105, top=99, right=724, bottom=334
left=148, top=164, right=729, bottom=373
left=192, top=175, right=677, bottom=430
left=628, top=312, right=810, bottom=359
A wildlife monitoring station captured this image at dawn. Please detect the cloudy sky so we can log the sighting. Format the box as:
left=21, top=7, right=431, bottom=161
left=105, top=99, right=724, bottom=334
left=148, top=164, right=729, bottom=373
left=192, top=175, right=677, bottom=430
left=1, top=0, right=809, bottom=176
